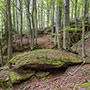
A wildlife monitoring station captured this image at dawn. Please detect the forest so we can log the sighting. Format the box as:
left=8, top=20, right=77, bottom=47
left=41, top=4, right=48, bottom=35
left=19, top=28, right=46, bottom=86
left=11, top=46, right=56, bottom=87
left=0, top=0, right=90, bottom=90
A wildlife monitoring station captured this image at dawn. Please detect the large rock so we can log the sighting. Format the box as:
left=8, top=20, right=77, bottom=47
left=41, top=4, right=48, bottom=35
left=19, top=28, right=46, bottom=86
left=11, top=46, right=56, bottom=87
left=9, top=69, right=35, bottom=84
left=9, top=49, right=82, bottom=70
left=0, top=66, right=35, bottom=85
left=0, top=66, right=10, bottom=89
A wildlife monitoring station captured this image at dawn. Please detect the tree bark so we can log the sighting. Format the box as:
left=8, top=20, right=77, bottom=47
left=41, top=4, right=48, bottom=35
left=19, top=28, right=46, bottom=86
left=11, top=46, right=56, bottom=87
left=13, top=0, right=15, bottom=30
left=16, top=0, right=19, bottom=33
left=19, top=0, right=23, bottom=47
left=56, top=0, right=62, bottom=49
left=82, top=0, right=87, bottom=58
left=6, top=0, right=12, bottom=60
left=63, top=0, right=70, bottom=50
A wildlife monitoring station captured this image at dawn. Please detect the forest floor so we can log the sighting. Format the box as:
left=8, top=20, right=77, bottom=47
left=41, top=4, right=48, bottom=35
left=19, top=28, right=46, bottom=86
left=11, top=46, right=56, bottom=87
left=0, top=29, right=90, bottom=90
left=72, top=31, right=90, bottom=60
left=12, top=64, right=90, bottom=90
left=12, top=30, right=90, bottom=90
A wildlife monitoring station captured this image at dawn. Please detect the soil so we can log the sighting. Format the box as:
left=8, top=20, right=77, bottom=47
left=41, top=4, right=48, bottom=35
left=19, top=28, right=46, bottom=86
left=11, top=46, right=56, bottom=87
left=12, top=64, right=90, bottom=90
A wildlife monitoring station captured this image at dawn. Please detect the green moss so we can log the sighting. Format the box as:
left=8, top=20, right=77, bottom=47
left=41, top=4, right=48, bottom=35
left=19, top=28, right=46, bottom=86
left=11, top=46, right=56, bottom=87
left=9, top=70, right=35, bottom=84
left=0, top=78, right=4, bottom=88
left=59, top=82, right=90, bottom=90
left=76, top=82, right=90, bottom=88
left=36, top=72, right=50, bottom=79
left=9, top=49, right=82, bottom=69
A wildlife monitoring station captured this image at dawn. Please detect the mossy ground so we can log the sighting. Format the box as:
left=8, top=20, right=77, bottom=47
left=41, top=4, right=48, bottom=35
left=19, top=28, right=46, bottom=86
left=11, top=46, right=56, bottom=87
left=60, top=82, right=90, bottom=90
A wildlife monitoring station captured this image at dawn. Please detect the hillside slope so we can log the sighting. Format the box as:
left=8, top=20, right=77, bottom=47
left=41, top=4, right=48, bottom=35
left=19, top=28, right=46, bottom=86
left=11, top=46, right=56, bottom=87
left=72, top=31, right=90, bottom=60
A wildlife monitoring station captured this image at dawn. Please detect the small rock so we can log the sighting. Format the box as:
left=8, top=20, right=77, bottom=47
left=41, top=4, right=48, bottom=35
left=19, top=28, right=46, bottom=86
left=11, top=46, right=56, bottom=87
left=36, top=71, right=50, bottom=79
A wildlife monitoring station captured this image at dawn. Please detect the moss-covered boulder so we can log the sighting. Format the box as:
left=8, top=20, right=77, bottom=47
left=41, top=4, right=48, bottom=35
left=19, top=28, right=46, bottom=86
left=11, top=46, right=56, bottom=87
left=0, top=66, right=10, bottom=89
left=36, top=72, right=49, bottom=79
left=9, top=49, right=82, bottom=70
left=9, top=70, right=35, bottom=84
left=0, top=66, right=35, bottom=86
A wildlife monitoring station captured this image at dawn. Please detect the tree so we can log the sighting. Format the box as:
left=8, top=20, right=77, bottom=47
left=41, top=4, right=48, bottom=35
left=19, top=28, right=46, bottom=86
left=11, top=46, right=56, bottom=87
left=56, top=0, right=62, bottom=49
left=32, top=0, right=38, bottom=44
left=25, top=0, right=34, bottom=50
left=63, top=0, right=70, bottom=50
left=82, top=0, right=87, bottom=59
left=19, top=0, right=23, bottom=48
left=16, top=0, right=19, bottom=33
left=6, top=0, right=12, bottom=60
left=12, top=0, right=15, bottom=30
left=0, top=29, right=4, bottom=66
left=34, top=0, right=38, bottom=44
left=75, top=0, right=78, bottom=28
left=51, top=0, right=55, bottom=35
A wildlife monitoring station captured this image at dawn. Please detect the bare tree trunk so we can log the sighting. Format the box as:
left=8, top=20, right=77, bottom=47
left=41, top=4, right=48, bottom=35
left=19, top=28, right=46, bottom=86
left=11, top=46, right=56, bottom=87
left=41, top=1, right=43, bottom=28
left=75, top=0, right=78, bottom=29
left=47, top=1, right=50, bottom=27
left=34, top=0, right=38, bottom=44
left=82, top=0, right=87, bottom=58
left=16, top=0, right=19, bottom=33
left=63, top=0, right=70, bottom=50
left=25, top=0, right=33, bottom=50
left=13, top=0, right=15, bottom=30
left=88, top=0, right=90, bottom=23
left=38, top=3, right=40, bottom=29
left=19, top=0, right=23, bottom=47
left=6, top=0, right=12, bottom=60
left=0, top=38, right=4, bottom=66
left=51, top=0, right=55, bottom=35
left=77, top=6, right=80, bottom=19
left=56, top=0, right=62, bottom=49
left=71, top=0, right=74, bottom=19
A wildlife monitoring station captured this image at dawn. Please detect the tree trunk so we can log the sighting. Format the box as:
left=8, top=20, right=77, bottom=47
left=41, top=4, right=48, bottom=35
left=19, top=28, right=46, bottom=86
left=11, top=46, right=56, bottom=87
left=6, top=0, right=12, bottom=60
left=56, top=0, right=62, bottom=49
left=34, top=0, right=38, bottom=44
left=25, top=0, right=34, bottom=50
left=82, top=0, right=87, bottom=58
left=0, top=39, right=4, bottom=66
left=63, top=0, right=70, bottom=50
left=13, top=0, right=15, bottom=30
left=16, top=0, right=19, bottom=33
left=41, top=1, right=43, bottom=28
left=51, top=0, right=55, bottom=35
left=47, top=1, right=50, bottom=27
left=75, top=0, right=78, bottom=28
left=19, top=0, right=23, bottom=47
